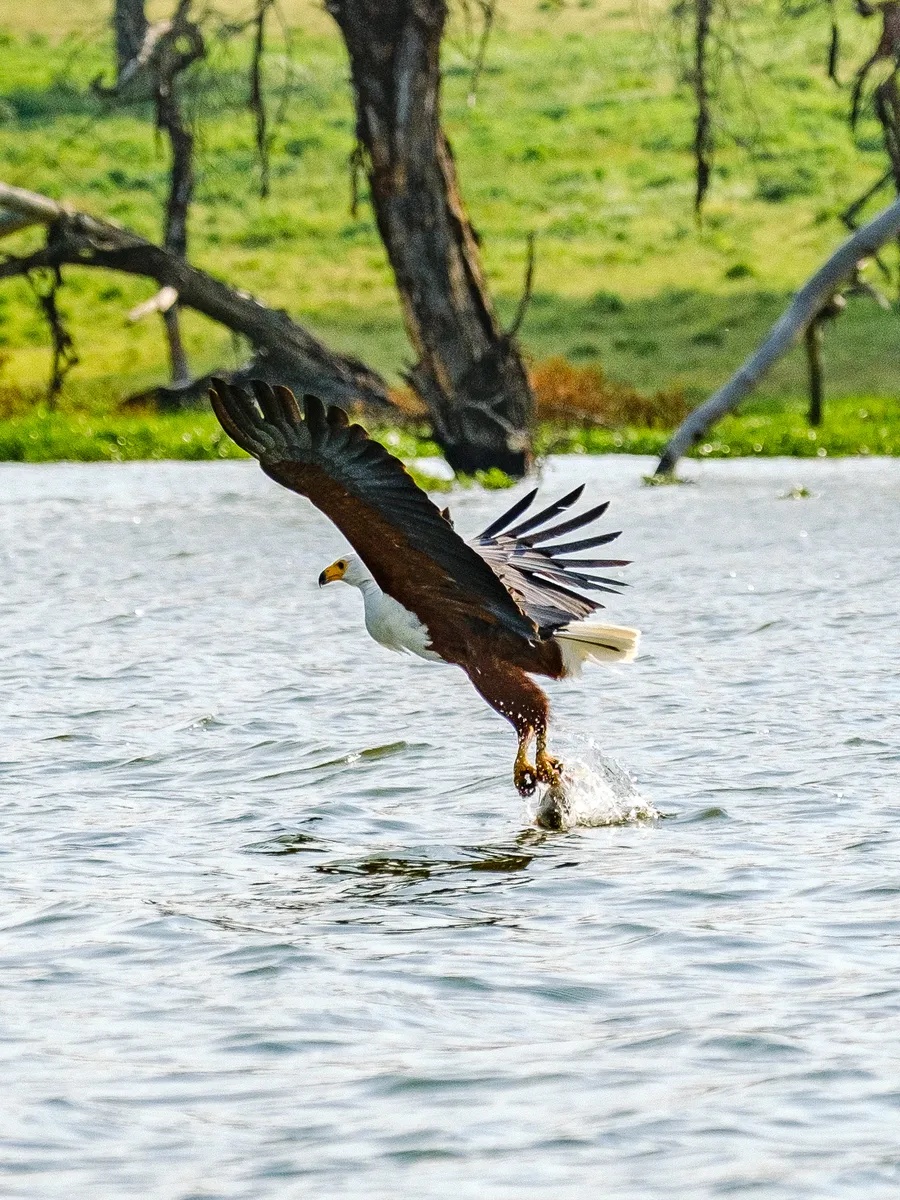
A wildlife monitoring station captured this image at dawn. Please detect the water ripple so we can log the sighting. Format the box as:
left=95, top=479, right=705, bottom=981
left=2, top=458, right=900, bottom=1198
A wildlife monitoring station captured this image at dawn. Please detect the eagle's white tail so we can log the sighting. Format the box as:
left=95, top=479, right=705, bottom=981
left=555, top=622, right=641, bottom=677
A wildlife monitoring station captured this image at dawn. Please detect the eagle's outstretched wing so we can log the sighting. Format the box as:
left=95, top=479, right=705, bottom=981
left=209, top=380, right=538, bottom=653
left=471, top=485, right=630, bottom=636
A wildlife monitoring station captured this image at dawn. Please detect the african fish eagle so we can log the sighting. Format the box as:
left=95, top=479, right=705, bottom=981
left=210, top=381, right=640, bottom=797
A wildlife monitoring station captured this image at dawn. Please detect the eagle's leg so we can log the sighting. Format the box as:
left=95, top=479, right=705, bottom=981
left=464, top=659, right=551, bottom=797
left=535, top=728, right=563, bottom=786
left=513, top=727, right=537, bottom=797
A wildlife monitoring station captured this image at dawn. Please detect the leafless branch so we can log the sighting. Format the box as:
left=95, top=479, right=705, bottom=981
left=0, top=183, right=394, bottom=413
left=693, top=0, right=714, bottom=216
left=250, top=0, right=275, bottom=198
left=656, top=194, right=900, bottom=474
left=506, top=233, right=536, bottom=339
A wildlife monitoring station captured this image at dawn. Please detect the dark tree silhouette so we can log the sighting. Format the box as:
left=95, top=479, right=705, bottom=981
left=325, top=0, right=535, bottom=476
left=113, top=0, right=149, bottom=80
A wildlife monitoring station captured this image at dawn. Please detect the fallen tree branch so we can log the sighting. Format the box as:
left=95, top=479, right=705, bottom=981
left=0, top=182, right=394, bottom=413
left=655, top=194, right=900, bottom=475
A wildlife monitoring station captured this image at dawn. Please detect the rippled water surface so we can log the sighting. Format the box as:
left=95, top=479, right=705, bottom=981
left=3, top=456, right=900, bottom=1199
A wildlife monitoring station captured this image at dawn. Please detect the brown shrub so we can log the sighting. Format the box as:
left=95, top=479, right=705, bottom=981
left=0, top=384, right=41, bottom=420
left=530, top=357, right=688, bottom=429
left=386, top=385, right=427, bottom=418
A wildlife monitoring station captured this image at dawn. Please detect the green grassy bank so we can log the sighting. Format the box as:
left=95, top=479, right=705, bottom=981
left=2, top=398, right=897, bottom=471
left=0, top=1, right=898, bottom=456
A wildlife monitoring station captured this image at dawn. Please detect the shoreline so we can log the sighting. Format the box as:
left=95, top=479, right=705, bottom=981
left=2, top=398, right=898, bottom=469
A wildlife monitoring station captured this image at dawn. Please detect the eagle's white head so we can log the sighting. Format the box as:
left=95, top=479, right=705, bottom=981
left=318, top=553, right=372, bottom=589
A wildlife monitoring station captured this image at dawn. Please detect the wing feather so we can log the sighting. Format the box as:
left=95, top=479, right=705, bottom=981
left=504, top=485, right=585, bottom=538
left=477, top=487, right=539, bottom=539
left=540, top=531, right=622, bottom=555
left=472, top=488, right=630, bottom=635
left=520, top=501, right=611, bottom=544
left=210, top=381, right=538, bottom=653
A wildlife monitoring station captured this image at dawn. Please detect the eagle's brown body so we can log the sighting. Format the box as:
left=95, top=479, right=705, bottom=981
left=211, top=381, right=636, bottom=797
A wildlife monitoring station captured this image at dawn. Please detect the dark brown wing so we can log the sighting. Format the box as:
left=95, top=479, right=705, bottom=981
left=471, top=486, right=631, bottom=636
left=210, top=380, right=538, bottom=655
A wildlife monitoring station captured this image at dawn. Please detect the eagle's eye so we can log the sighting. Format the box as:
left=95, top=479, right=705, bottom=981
left=337, top=560, right=346, bottom=570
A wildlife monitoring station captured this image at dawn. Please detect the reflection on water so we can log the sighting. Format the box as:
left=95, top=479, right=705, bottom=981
left=2, top=457, right=900, bottom=1199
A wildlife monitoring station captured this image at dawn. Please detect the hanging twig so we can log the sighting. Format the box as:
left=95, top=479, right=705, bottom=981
left=26, top=265, right=79, bottom=406
left=842, top=168, right=893, bottom=278
left=842, top=167, right=893, bottom=228
left=693, top=0, right=714, bottom=216
left=467, top=0, right=496, bottom=108
left=827, top=0, right=841, bottom=84
left=506, top=233, right=536, bottom=339
left=348, top=140, right=367, bottom=217
left=249, top=0, right=274, bottom=198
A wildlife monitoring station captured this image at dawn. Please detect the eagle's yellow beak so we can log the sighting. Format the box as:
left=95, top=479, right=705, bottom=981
left=318, top=560, right=346, bottom=587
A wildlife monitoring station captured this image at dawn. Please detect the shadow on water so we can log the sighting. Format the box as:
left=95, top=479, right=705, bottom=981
left=314, top=839, right=543, bottom=880
left=241, top=826, right=562, bottom=915
left=236, top=738, right=662, bottom=913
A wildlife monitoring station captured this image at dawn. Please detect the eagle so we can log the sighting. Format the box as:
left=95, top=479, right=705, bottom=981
left=210, top=380, right=639, bottom=797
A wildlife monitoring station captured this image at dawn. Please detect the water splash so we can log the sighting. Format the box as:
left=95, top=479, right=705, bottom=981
left=530, top=738, right=658, bottom=831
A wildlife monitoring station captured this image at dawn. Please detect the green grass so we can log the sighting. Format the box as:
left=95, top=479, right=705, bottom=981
left=538, top=397, right=900, bottom=458
left=2, top=398, right=895, bottom=472
left=0, top=1, right=899, bottom=456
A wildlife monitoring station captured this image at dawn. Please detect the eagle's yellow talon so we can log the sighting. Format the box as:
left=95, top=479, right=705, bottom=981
left=514, top=729, right=538, bottom=796
left=514, top=762, right=538, bottom=796
left=536, top=752, right=563, bottom=786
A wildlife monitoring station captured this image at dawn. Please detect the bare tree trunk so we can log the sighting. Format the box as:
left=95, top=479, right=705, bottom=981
left=0, top=183, right=394, bottom=414
left=655, top=194, right=900, bottom=474
left=250, top=0, right=274, bottom=198
left=325, top=0, right=534, bottom=476
left=693, top=0, right=713, bottom=216
left=805, top=320, right=824, bottom=426
left=151, top=0, right=203, bottom=388
left=114, top=0, right=148, bottom=79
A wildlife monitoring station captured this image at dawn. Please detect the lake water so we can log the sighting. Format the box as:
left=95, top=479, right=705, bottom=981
left=2, top=455, right=899, bottom=1199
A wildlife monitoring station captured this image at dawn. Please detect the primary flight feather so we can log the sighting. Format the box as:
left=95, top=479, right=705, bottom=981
left=210, top=380, right=639, bottom=796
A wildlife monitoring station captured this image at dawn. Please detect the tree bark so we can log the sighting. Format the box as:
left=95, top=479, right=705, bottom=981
left=325, top=0, right=534, bottom=476
left=805, top=319, right=824, bottom=426
left=693, top=0, right=713, bottom=216
left=655, top=194, right=900, bottom=474
left=151, top=0, right=204, bottom=387
left=113, top=0, right=149, bottom=80
left=0, top=183, right=393, bottom=414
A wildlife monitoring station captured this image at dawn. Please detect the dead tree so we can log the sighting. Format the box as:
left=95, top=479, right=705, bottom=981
left=0, top=183, right=393, bottom=414
left=151, top=0, right=203, bottom=386
left=325, top=0, right=535, bottom=476
left=655, top=195, right=900, bottom=474
left=693, top=0, right=714, bottom=216
left=843, top=0, right=900, bottom=282
left=250, top=0, right=275, bottom=198
left=113, top=0, right=149, bottom=80
left=97, top=1, right=205, bottom=388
